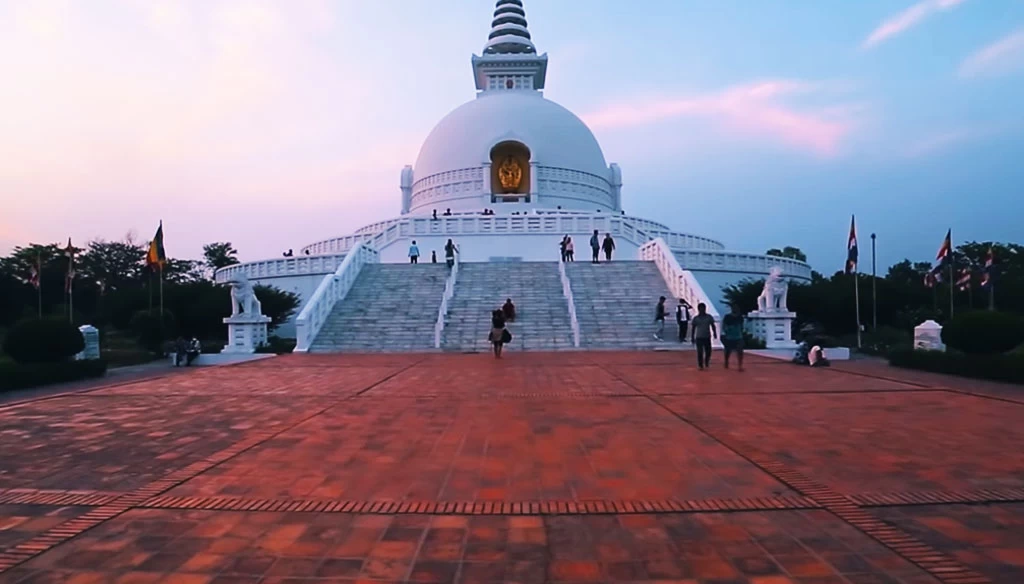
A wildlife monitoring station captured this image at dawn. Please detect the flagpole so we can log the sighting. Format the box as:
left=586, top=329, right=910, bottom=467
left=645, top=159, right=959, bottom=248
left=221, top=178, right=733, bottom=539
left=854, top=270, right=862, bottom=348
left=870, top=233, right=877, bottom=330
left=948, top=240, right=954, bottom=319
left=36, top=251, right=43, bottom=318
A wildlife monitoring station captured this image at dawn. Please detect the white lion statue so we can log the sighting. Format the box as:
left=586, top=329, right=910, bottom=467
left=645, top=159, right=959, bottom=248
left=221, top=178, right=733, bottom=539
left=227, top=274, right=262, bottom=317
left=757, top=267, right=789, bottom=312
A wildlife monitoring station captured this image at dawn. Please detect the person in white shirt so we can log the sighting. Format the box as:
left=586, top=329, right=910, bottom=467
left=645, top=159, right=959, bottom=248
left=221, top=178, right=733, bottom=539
left=675, top=299, right=691, bottom=343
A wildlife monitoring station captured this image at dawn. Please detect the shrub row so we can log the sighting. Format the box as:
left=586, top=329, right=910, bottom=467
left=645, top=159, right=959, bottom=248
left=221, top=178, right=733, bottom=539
left=888, top=348, right=1024, bottom=385
left=0, top=359, right=108, bottom=392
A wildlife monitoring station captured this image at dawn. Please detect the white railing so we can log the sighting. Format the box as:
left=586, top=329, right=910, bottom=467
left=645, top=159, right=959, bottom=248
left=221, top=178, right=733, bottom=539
left=640, top=237, right=723, bottom=347
left=294, top=244, right=379, bottom=352
left=674, top=250, right=812, bottom=280
left=433, top=255, right=460, bottom=348
left=213, top=254, right=347, bottom=284
left=300, top=214, right=726, bottom=255
left=557, top=260, right=581, bottom=348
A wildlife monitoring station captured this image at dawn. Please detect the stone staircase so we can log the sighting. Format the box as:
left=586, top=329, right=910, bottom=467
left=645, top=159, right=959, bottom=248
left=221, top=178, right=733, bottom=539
left=566, top=260, right=682, bottom=349
left=442, top=262, right=575, bottom=352
left=310, top=263, right=448, bottom=352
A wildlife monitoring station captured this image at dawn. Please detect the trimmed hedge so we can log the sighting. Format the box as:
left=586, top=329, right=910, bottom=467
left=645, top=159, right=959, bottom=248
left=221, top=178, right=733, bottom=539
left=941, top=311, right=1024, bottom=355
left=256, top=336, right=296, bottom=355
left=888, top=348, right=1024, bottom=385
left=0, top=359, right=108, bottom=392
left=2, top=318, right=85, bottom=364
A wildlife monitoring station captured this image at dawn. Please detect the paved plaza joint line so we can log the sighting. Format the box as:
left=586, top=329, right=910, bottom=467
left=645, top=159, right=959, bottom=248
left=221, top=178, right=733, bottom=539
left=0, top=352, right=1022, bottom=583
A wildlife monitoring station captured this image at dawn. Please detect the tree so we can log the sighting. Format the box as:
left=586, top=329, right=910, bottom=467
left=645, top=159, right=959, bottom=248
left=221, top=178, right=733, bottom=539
left=765, top=246, right=807, bottom=262
left=202, top=242, right=240, bottom=277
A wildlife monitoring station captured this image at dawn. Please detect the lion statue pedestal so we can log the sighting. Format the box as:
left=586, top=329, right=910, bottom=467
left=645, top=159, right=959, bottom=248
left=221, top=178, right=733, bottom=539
left=746, top=267, right=798, bottom=349
left=223, top=274, right=272, bottom=354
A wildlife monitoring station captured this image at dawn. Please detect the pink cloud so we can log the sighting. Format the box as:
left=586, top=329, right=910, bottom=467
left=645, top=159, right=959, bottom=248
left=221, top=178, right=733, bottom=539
left=862, top=0, right=967, bottom=50
left=959, top=28, right=1024, bottom=78
left=581, top=81, right=857, bottom=157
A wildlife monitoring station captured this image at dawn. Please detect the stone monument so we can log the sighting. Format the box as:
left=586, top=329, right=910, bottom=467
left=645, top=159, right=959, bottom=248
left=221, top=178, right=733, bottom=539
left=746, top=267, right=798, bottom=349
left=913, top=320, right=945, bottom=352
left=223, top=274, right=271, bottom=353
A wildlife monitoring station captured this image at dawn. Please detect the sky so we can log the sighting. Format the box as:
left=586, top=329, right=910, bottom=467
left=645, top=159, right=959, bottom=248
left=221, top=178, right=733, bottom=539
left=1, top=0, right=1022, bottom=273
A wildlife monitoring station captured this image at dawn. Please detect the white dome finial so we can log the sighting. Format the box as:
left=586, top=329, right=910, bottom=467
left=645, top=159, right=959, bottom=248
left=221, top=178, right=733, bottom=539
left=484, top=0, right=536, bottom=54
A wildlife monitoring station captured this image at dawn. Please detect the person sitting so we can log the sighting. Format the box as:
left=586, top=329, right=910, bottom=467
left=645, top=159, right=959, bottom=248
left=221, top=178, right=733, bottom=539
left=502, top=298, right=516, bottom=322
left=443, top=208, right=452, bottom=216
left=186, top=338, right=201, bottom=366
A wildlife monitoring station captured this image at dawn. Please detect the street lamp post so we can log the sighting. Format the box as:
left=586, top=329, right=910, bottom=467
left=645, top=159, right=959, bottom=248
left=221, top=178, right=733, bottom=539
left=870, top=233, right=877, bottom=331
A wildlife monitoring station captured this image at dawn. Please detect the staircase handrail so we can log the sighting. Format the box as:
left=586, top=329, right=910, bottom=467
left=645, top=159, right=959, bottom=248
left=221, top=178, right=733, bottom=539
left=557, top=260, right=581, bottom=348
left=640, top=237, right=723, bottom=346
left=433, top=254, right=459, bottom=348
left=294, top=243, right=379, bottom=352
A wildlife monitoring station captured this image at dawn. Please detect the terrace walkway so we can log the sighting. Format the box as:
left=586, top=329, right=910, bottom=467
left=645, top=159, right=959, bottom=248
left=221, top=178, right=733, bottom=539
left=0, top=352, right=1021, bottom=583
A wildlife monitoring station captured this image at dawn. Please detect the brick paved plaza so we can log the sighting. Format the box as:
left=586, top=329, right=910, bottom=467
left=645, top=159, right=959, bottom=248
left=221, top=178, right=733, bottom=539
left=1, top=352, right=1022, bottom=583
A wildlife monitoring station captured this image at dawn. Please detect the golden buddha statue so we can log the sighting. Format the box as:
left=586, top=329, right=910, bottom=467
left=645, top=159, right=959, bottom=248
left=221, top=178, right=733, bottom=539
left=498, top=156, right=522, bottom=190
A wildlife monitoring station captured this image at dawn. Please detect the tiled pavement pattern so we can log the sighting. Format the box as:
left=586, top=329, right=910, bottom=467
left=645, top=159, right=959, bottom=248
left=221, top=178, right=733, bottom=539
left=0, top=353, right=1020, bottom=582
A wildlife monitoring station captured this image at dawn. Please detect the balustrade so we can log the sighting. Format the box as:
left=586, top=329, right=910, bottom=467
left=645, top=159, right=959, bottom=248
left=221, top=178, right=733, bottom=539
left=294, top=244, right=379, bottom=352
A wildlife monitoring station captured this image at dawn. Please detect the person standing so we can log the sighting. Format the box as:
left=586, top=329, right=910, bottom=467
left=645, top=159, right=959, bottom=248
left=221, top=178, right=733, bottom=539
left=589, top=230, right=601, bottom=263
left=721, top=304, right=745, bottom=371
left=488, top=308, right=509, bottom=359
left=602, top=233, right=615, bottom=261
left=690, top=303, right=717, bottom=370
left=565, top=237, right=575, bottom=262
left=408, top=240, right=420, bottom=264
left=653, top=296, right=667, bottom=340
left=431, top=250, right=437, bottom=263
left=444, top=239, right=458, bottom=268
left=675, top=299, right=691, bottom=343
left=559, top=236, right=568, bottom=262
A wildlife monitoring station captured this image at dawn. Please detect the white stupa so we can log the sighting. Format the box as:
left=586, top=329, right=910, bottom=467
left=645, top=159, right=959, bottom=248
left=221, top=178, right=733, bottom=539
left=215, top=0, right=811, bottom=342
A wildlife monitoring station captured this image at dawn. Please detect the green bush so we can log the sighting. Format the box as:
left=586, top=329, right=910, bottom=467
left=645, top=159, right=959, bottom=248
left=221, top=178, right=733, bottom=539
left=941, top=311, right=1024, bottom=355
left=130, top=309, right=177, bottom=353
left=0, top=359, right=108, bottom=392
left=742, top=332, right=766, bottom=350
left=1, top=318, right=85, bottom=364
left=256, top=336, right=296, bottom=354
left=889, top=348, right=1024, bottom=385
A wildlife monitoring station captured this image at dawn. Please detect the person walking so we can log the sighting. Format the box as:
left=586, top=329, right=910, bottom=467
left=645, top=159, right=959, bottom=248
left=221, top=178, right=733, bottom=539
left=444, top=239, right=459, bottom=268
left=431, top=250, right=437, bottom=263
left=408, top=240, right=420, bottom=264
left=565, top=237, right=575, bottom=262
left=602, top=233, right=615, bottom=261
left=488, top=308, right=510, bottom=358
left=589, top=230, right=601, bottom=263
left=721, top=304, right=745, bottom=371
left=675, top=299, right=691, bottom=343
left=690, top=303, right=717, bottom=370
left=653, top=296, right=667, bottom=340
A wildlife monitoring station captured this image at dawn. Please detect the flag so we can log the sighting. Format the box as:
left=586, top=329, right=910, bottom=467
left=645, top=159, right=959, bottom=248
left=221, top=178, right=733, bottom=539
left=146, top=222, right=166, bottom=270
left=956, top=267, right=971, bottom=291
left=935, top=229, right=952, bottom=264
left=981, top=246, right=995, bottom=288
left=845, top=215, right=858, bottom=274
left=924, top=271, right=937, bottom=288
left=64, top=238, right=76, bottom=294
left=29, top=252, right=41, bottom=289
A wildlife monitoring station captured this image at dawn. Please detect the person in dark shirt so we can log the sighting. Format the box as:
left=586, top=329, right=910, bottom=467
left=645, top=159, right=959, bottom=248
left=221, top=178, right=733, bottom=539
left=488, top=309, right=508, bottom=358
left=721, top=304, right=745, bottom=371
left=690, top=303, right=718, bottom=370
left=653, top=296, right=667, bottom=340
left=589, top=230, right=601, bottom=263
left=602, top=234, right=615, bottom=261
left=502, top=299, right=516, bottom=322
